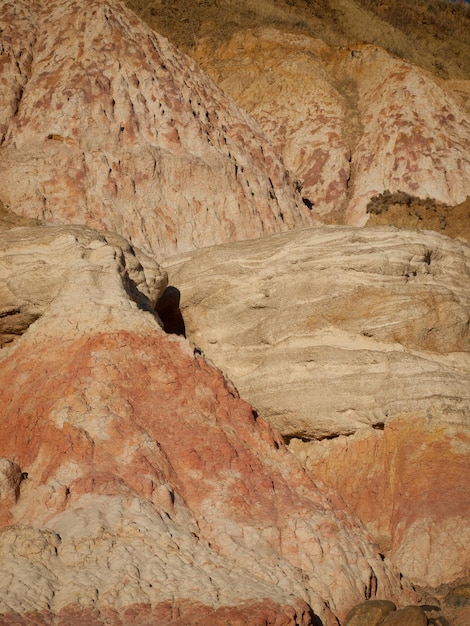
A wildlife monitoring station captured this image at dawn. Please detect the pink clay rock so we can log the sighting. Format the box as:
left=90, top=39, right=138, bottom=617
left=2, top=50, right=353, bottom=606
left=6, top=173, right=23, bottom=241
left=195, top=30, right=470, bottom=225
left=0, top=0, right=313, bottom=260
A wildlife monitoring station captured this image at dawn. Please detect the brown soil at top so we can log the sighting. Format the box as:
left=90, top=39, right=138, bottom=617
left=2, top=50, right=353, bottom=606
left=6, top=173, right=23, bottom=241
left=0, top=202, right=42, bottom=230
left=367, top=192, right=470, bottom=244
left=124, top=0, right=470, bottom=80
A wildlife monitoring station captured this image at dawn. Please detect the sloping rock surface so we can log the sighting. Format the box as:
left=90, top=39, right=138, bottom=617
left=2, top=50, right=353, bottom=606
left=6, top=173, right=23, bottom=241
left=163, top=225, right=470, bottom=587
left=0, top=223, right=166, bottom=347
left=0, top=223, right=413, bottom=625
left=0, top=1, right=313, bottom=259
left=194, top=29, right=470, bottom=225
left=290, top=416, right=470, bottom=588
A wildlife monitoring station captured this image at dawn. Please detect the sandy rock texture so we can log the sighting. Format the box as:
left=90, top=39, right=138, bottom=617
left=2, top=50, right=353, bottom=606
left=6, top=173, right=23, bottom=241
left=0, top=223, right=414, bottom=625
left=0, top=1, right=313, bottom=259
left=194, top=28, right=470, bottom=225
left=163, top=225, right=470, bottom=588
left=0, top=223, right=166, bottom=348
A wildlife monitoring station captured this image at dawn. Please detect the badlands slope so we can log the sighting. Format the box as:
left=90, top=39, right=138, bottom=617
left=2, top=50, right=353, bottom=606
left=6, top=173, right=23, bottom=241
left=193, top=29, right=470, bottom=225
left=0, top=0, right=469, bottom=625
left=0, top=0, right=314, bottom=259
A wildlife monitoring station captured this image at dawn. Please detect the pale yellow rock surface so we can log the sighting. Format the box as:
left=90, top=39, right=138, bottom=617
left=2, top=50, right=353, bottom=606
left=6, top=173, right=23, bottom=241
left=164, top=225, right=470, bottom=440
left=0, top=224, right=167, bottom=347
left=163, top=225, right=470, bottom=589
left=195, top=29, right=470, bottom=225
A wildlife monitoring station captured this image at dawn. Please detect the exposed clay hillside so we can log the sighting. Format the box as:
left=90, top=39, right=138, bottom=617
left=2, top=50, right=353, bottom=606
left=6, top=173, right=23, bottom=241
left=125, top=0, right=470, bottom=236
left=192, top=30, right=470, bottom=225
left=0, top=0, right=314, bottom=259
left=1, top=1, right=470, bottom=625
left=124, top=0, right=470, bottom=80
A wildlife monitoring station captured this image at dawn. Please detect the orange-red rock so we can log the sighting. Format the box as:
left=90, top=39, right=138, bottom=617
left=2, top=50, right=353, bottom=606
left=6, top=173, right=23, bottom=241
left=291, top=414, right=470, bottom=587
left=0, top=223, right=413, bottom=625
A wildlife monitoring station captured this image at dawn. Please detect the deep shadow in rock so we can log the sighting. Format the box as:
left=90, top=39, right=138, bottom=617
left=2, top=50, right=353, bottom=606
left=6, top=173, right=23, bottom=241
left=156, top=286, right=186, bottom=336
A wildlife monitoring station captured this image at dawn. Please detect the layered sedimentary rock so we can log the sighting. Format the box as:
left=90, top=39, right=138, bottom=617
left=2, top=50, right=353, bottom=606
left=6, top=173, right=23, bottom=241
left=163, top=225, right=470, bottom=587
left=0, top=223, right=413, bottom=625
left=0, top=223, right=165, bottom=347
left=0, top=1, right=313, bottom=259
left=194, top=28, right=470, bottom=225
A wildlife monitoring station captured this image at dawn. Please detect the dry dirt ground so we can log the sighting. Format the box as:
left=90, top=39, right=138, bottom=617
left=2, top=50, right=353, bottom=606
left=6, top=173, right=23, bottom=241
left=367, top=193, right=470, bottom=245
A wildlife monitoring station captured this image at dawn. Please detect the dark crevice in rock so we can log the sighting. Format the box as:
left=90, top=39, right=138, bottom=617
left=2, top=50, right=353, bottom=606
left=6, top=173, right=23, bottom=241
left=155, top=285, right=186, bottom=337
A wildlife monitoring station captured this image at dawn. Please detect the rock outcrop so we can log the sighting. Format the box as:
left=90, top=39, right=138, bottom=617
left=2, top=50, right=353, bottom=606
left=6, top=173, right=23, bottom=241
left=1, top=0, right=469, bottom=622
left=0, top=223, right=414, bottom=625
left=0, top=1, right=313, bottom=260
left=194, top=28, right=470, bottom=225
left=163, top=225, right=470, bottom=588
left=0, top=223, right=166, bottom=348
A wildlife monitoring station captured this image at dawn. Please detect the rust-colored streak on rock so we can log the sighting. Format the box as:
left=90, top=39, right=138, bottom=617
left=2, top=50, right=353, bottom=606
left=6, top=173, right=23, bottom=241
left=0, top=598, right=314, bottom=626
left=0, top=320, right=413, bottom=624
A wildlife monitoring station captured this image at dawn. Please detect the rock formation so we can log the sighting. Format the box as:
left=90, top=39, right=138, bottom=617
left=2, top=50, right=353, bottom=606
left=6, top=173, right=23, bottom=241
left=0, top=0, right=314, bottom=260
left=163, top=225, right=470, bottom=589
left=1, top=0, right=469, bottom=623
left=0, top=223, right=165, bottom=348
left=0, top=222, right=414, bottom=625
left=194, top=28, right=470, bottom=225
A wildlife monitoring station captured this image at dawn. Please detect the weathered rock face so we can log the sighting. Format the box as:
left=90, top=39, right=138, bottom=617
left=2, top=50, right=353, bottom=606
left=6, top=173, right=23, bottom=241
left=290, top=415, right=470, bottom=587
left=0, top=223, right=413, bottom=625
left=195, top=30, right=351, bottom=221
left=163, top=225, right=470, bottom=588
left=0, top=1, right=313, bottom=259
left=165, top=226, right=470, bottom=439
left=0, top=223, right=166, bottom=347
left=339, top=44, right=470, bottom=225
left=194, top=29, right=470, bottom=225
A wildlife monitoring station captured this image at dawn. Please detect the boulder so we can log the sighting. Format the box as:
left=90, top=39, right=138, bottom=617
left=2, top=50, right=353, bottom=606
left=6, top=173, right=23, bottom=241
left=164, top=225, right=470, bottom=439
left=344, top=599, right=396, bottom=626
left=380, top=605, right=428, bottom=625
